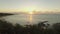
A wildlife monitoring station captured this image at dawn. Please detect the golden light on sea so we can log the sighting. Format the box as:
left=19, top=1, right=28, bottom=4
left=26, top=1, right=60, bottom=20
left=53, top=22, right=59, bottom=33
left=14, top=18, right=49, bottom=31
left=29, top=14, right=33, bottom=23
left=27, top=11, right=34, bottom=24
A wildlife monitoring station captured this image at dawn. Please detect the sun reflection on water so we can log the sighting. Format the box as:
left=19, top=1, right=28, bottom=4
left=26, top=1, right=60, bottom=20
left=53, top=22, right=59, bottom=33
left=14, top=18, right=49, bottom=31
left=27, top=11, right=33, bottom=24
left=29, top=14, right=33, bottom=23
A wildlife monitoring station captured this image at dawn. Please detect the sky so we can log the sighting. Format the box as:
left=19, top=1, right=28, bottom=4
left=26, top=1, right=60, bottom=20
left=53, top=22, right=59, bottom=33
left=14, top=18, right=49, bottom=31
left=0, top=0, right=60, bottom=12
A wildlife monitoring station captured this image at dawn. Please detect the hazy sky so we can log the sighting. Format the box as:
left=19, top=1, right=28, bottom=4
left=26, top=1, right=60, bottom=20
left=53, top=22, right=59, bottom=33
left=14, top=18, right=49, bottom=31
left=0, top=0, right=60, bottom=12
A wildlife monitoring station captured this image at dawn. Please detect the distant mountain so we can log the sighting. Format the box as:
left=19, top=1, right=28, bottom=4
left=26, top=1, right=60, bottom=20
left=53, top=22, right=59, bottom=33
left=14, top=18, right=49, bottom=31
left=0, top=13, right=14, bottom=17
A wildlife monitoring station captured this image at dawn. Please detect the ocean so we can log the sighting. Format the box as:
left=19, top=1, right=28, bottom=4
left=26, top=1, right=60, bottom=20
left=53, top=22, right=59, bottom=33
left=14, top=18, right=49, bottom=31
left=3, top=14, right=60, bottom=25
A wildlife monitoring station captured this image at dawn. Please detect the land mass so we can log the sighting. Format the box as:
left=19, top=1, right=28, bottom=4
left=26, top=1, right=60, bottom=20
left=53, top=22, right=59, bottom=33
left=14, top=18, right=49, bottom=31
left=0, top=13, right=14, bottom=17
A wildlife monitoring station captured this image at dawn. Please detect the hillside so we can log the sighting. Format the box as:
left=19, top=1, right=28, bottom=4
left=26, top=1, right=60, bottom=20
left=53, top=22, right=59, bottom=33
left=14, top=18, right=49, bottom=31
left=0, top=13, right=14, bottom=17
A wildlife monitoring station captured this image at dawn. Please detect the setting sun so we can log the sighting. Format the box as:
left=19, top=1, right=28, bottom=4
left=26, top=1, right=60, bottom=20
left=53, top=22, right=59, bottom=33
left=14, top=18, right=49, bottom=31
left=29, top=11, right=33, bottom=14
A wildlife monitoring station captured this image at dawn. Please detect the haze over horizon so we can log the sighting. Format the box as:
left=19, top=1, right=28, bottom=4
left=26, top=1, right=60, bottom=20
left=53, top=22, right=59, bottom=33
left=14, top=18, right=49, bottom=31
left=0, top=0, right=60, bottom=13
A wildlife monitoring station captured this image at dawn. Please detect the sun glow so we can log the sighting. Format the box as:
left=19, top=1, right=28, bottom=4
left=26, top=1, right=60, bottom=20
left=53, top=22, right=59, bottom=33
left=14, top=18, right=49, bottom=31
left=29, top=11, right=33, bottom=14
left=23, top=7, right=35, bottom=24
left=27, top=10, right=33, bottom=24
left=28, top=9, right=34, bottom=14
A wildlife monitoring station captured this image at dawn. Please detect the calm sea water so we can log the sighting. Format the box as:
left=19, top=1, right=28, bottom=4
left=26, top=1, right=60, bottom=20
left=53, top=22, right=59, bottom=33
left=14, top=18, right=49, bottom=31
left=3, top=14, right=60, bottom=25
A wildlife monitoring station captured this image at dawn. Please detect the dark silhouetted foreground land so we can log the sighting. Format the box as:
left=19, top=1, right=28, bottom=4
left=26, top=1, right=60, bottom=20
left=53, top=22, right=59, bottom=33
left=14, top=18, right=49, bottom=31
left=0, top=19, right=60, bottom=34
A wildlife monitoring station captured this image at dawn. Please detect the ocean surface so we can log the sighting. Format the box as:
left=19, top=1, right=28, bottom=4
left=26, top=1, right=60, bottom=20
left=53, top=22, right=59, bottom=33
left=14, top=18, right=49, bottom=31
left=3, top=14, right=60, bottom=25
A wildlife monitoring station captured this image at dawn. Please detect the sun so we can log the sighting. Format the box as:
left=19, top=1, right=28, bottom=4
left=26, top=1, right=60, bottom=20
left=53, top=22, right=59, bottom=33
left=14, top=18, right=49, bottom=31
left=22, top=6, right=37, bottom=14
left=29, top=11, right=33, bottom=14
left=27, top=8, right=34, bottom=14
left=28, top=9, right=34, bottom=14
left=24, top=9, right=33, bottom=14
